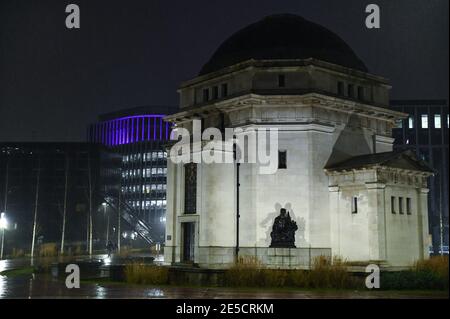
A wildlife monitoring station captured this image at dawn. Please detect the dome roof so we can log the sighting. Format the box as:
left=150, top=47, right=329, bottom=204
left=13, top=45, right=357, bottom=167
left=199, top=14, right=368, bottom=75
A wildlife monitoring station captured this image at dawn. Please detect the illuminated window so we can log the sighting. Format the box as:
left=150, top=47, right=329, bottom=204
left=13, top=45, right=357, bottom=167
left=408, top=116, right=414, bottom=128
left=434, top=114, right=441, bottom=128
left=421, top=114, right=428, bottom=128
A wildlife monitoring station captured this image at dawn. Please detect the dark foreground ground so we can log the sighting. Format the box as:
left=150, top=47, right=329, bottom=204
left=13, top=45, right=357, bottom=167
left=1, top=258, right=448, bottom=299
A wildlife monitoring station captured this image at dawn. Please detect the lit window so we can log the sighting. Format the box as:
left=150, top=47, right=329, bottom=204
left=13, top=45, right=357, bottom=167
left=434, top=114, right=441, bottom=128
left=421, top=114, right=428, bottom=128
left=351, top=197, right=358, bottom=214
left=408, top=117, right=414, bottom=128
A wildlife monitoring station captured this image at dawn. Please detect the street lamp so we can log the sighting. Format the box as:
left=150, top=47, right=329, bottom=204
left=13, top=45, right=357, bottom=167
left=0, top=212, right=8, bottom=260
left=102, top=202, right=109, bottom=243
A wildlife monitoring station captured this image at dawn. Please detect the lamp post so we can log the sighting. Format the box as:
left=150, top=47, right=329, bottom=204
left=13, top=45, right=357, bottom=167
left=0, top=212, right=7, bottom=260
left=102, top=202, right=109, bottom=243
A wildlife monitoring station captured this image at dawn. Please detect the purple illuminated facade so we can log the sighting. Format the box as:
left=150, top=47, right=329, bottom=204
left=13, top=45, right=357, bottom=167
left=90, top=115, right=171, bottom=146
left=89, top=107, right=176, bottom=244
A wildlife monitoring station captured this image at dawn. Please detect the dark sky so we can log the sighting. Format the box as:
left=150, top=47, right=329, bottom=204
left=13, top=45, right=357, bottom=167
left=0, top=0, right=448, bottom=141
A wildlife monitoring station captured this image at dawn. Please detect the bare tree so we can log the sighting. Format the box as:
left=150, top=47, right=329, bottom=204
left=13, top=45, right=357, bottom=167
left=87, top=150, right=93, bottom=256
left=1, top=158, right=9, bottom=260
left=117, top=191, right=121, bottom=253
left=30, top=156, right=41, bottom=260
left=60, top=154, right=69, bottom=255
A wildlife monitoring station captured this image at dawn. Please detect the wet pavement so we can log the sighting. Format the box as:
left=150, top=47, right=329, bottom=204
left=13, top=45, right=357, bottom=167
left=0, top=258, right=448, bottom=299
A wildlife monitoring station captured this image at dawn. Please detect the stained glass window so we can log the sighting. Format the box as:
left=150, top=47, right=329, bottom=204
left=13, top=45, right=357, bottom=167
left=184, top=163, right=197, bottom=214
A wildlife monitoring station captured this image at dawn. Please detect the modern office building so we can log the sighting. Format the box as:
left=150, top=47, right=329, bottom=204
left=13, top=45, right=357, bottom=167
left=89, top=106, right=176, bottom=244
left=0, top=142, right=102, bottom=255
left=391, top=100, right=449, bottom=254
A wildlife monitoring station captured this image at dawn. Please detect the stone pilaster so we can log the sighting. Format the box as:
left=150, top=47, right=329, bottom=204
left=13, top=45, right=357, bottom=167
left=328, top=186, right=341, bottom=257
left=365, top=182, right=387, bottom=261
left=417, top=187, right=430, bottom=260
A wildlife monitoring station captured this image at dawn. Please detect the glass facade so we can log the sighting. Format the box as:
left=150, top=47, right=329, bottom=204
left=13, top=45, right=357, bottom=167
left=89, top=110, right=173, bottom=244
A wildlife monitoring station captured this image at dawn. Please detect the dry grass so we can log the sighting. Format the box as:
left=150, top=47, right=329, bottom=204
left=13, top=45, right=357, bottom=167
left=225, top=255, right=359, bottom=289
left=39, top=243, right=57, bottom=257
left=12, top=248, right=25, bottom=258
left=305, top=256, right=357, bottom=289
left=414, top=255, right=449, bottom=282
left=124, top=263, right=169, bottom=285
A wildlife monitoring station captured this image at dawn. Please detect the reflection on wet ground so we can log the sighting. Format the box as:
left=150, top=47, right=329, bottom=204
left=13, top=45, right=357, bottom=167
left=0, top=258, right=448, bottom=299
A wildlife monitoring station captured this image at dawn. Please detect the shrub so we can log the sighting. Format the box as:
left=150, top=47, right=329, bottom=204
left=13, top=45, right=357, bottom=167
left=39, top=243, right=57, bottom=257
left=224, top=256, right=266, bottom=287
left=125, top=263, right=169, bottom=285
left=381, top=256, right=449, bottom=290
left=293, top=255, right=359, bottom=289
left=224, top=255, right=360, bottom=289
left=12, top=248, right=25, bottom=258
left=414, top=255, right=449, bottom=283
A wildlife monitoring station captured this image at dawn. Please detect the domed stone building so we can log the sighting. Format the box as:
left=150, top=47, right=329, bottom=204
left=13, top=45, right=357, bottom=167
left=164, top=14, right=433, bottom=268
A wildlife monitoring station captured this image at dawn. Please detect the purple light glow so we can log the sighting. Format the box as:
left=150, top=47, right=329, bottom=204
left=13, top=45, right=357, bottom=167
left=93, top=114, right=171, bottom=147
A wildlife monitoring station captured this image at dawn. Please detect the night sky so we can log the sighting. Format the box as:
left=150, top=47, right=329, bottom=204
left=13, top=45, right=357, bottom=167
left=0, top=0, right=448, bottom=142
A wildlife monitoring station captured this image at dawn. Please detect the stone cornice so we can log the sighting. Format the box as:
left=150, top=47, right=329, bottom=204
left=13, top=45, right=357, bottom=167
left=179, top=58, right=389, bottom=89
left=165, top=93, right=406, bottom=124
left=326, top=166, right=432, bottom=189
